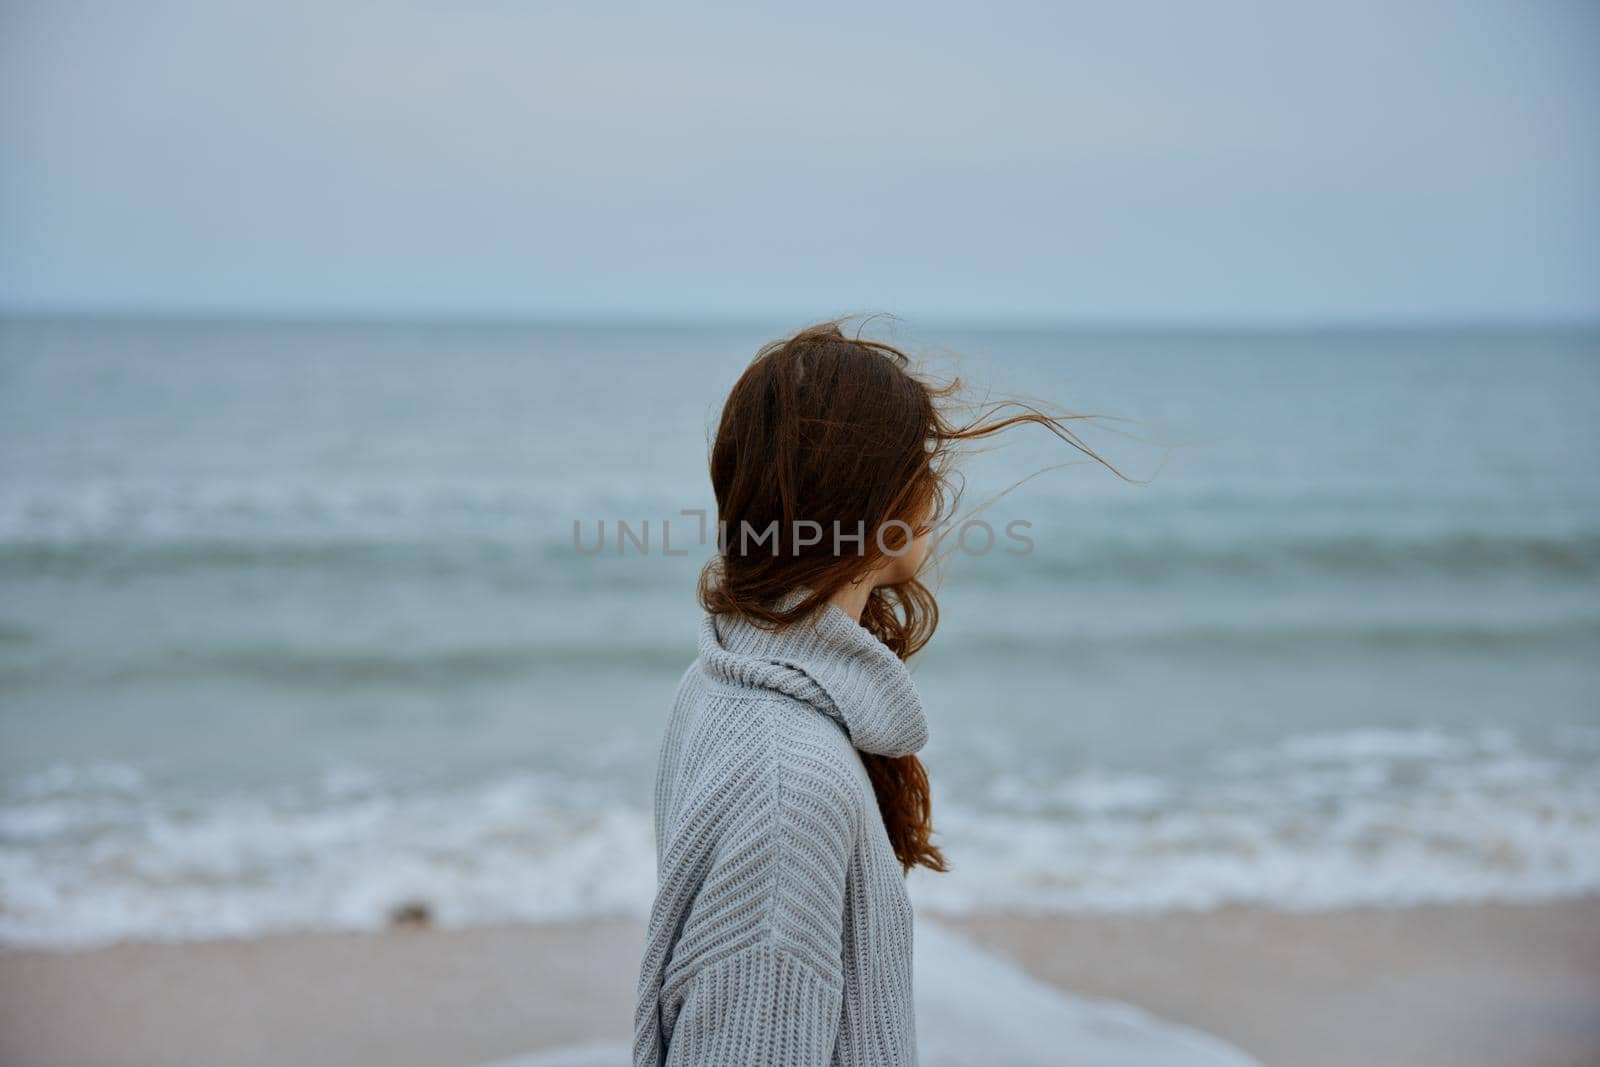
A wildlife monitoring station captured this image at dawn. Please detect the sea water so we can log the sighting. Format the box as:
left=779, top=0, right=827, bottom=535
left=1, top=318, right=1596, bottom=946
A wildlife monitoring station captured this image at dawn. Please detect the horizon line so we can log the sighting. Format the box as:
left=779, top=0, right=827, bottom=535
left=2, top=304, right=1598, bottom=336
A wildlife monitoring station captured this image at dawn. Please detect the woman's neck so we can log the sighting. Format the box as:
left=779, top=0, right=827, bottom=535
left=828, top=579, right=873, bottom=623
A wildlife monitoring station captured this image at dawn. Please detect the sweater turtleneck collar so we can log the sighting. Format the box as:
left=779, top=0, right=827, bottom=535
left=696, top=588, right=929, bottom=758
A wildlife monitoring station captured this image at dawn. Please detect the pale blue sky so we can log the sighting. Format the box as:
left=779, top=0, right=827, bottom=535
left=2, top=0, right=1596, bottom=323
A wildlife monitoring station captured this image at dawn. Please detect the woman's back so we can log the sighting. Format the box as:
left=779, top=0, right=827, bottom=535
left=633, top=602, right=923, bottom=1067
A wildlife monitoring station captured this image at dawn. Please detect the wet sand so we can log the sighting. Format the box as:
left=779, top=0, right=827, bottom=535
left=2, top=899, right=1596, bottom=1067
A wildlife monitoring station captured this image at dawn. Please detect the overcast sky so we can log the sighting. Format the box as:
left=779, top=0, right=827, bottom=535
left=2, top=1, right=1596, bottom=323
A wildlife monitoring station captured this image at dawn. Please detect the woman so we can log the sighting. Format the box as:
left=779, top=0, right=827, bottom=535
left=633, top=321, right=1119, bottom=1066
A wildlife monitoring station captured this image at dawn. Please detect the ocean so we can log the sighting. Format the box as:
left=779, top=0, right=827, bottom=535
left=1, top=317, right=1597, bottom=947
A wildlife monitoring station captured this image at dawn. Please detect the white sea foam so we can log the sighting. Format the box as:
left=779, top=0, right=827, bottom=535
left=3, top=727, right=1597, bottom=948
left=0, top=766, right=658, bottom=947
left=482, top=921, right=1260, bottom=1067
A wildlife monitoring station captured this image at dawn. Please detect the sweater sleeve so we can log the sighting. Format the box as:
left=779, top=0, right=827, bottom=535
left=663, top=942, right=845, bottom=1066
left=651, top=721, right=862, bottom=1066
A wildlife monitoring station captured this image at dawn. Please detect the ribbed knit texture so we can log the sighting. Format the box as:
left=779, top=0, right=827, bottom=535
left=634, top=595, right=927, bottom=1067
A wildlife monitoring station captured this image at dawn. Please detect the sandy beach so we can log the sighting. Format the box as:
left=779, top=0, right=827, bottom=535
left=2, top=898, right=1595, bottom=1067
left=950, top=898, right=1600, bottom=1067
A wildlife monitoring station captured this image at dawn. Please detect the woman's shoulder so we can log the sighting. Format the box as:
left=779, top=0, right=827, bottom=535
left=674, top=663, right=871, bottom=807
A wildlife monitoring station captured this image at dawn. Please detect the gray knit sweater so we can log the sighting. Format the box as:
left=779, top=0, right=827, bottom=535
left=633, top=597, right=928, bottom=1067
